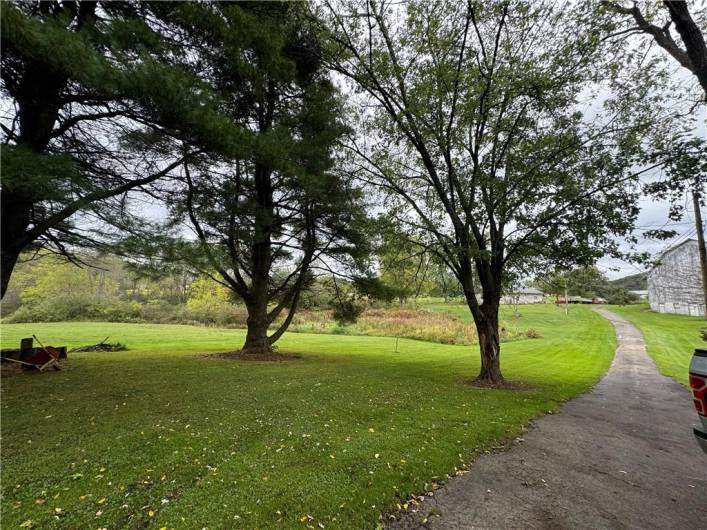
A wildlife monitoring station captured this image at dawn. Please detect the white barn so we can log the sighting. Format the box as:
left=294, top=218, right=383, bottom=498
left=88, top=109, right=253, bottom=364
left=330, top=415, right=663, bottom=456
left=648, top=239, right=704, bottom=317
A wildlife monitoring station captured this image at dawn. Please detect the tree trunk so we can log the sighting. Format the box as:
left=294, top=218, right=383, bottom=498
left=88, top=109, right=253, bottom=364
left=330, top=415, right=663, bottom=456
left=1, top=249, right=20, bottom=300
left=240, top=161, right=274, bottom=353
left=664, top=1, right=707, bottom=99
left=242, top=301, right=272, bottom=353
left=1, top=190, right=32, bottom=299
left=473, top=300, right=503, bottom=384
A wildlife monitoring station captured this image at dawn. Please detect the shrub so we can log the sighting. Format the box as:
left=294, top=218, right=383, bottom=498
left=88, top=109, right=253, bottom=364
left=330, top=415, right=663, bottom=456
left=331, top=324, right=355, bottom=335
left=525, top=328, right=539, bottom=339
left=181, top=302, right=248, bottom=327
left=4, top=299, right=142, bottom=323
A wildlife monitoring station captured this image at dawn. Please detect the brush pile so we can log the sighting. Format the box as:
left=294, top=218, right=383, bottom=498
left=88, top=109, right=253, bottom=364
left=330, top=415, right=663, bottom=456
left=70, top=337, right=126, bottom=352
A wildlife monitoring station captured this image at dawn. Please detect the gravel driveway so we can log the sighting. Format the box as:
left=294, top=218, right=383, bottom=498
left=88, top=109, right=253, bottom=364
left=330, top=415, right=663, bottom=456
left=388, top=309, right=707, bottom=529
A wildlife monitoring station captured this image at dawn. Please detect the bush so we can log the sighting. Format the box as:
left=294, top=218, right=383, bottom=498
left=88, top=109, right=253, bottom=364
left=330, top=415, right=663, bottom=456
left=181, top=302, right=248, bottom=327
left=525, top=328, right=539, bottom=339
left=4, top=299, right=142, bottom=323
left=605, top=288, right=639, bottom=306
left=331, top=324, right=355, bottom=335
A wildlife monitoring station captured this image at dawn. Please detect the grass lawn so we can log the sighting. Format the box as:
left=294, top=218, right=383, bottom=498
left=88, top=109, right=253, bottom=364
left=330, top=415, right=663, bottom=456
left=424, top=300, right=571, bottom=330
left=609, top=304, right=705, bottom=386
left=1, top=305, right=614, bottom=529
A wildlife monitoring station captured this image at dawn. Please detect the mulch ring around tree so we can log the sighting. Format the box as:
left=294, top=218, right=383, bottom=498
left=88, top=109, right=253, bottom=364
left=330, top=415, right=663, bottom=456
left=202, top=350, right=302, bottom=362
left=459, top=377, right=534, bottom=391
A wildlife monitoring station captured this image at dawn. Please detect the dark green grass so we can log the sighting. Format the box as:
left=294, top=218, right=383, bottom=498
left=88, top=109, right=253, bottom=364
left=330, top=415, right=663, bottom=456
left=609, top=304, right=705, bottom=386
left=1, top=305, right=614, bottom=529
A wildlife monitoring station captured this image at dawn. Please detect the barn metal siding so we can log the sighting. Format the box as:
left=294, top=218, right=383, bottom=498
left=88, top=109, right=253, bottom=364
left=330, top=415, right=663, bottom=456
left=648, top=240, right=705, bottom=317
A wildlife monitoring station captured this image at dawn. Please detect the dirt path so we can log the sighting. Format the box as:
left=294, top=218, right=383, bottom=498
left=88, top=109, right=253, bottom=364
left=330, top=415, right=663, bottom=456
left=389, top=309, right=707, bottom=529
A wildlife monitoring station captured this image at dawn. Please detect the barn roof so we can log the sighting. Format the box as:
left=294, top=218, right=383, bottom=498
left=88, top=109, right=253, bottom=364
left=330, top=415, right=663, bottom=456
left=510, top=287, right=544, bottom=295
left=654, top=238, right=698, bottom=262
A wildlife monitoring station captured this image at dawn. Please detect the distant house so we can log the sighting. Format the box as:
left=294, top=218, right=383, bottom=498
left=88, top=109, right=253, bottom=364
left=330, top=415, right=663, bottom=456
left=648, top=239, right=705, bottom=317
left=502, top=287, right=544, bottom=304
left=629, top=290, right=648, bottom=300
left=555, top=296, right=606, bottom=305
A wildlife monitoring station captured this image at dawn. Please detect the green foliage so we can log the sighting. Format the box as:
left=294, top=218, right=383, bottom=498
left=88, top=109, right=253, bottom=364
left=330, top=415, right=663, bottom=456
left=331, top=300, right=364, bottom=326
left=2, top=254, right=248, bottom=327
left=1, top=308, right=614, bottom=528
left=2, top=254, right=139, bottom=322
left=376, top=228, right=436, bottom=304
left=351, top=276, right=400, bottom=304
left=536, top=266, right=606, bottom=298
left=604, top=288, right=639, bottom=306
left=183, top=276, right=245, bottom=326
left=643, top=136, right=706, bottom=239
left=186, top=276, right=234, bottom=309
left=535, top=266, right=641, bottom=305
left=0, top=145, right=79, bottom=197
left=0, top=0, right=265, bottom=296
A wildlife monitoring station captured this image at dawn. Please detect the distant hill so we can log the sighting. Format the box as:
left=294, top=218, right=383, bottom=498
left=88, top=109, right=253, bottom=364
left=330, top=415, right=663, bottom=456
left=610, top=272, right=648, bottom=291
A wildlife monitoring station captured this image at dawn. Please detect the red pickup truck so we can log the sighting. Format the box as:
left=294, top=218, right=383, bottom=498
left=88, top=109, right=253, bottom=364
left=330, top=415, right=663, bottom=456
left=689, top=348, right=707, bottom=453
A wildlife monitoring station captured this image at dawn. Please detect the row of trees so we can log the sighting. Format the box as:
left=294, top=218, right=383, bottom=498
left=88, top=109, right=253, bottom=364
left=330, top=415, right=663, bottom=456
left=1, top=249, right=462, bottom=323
left=2, top=1, right=705, bottom=383
left=535, top=266, right=641, bottom=306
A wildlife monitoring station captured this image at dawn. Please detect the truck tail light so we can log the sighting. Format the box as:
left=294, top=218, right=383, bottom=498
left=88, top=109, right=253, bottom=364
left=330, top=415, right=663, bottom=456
left=689, top=373, right=707, bottom=416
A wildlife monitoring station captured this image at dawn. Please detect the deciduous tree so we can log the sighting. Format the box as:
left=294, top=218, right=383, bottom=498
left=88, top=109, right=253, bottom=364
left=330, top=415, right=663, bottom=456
left=321, top=0, right=654, bottom=383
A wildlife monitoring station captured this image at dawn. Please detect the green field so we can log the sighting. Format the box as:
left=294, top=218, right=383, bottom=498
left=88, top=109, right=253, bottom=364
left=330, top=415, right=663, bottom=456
left=1, top=305, right=614, bottom=529
left=609, top=304, right=705, bottom=386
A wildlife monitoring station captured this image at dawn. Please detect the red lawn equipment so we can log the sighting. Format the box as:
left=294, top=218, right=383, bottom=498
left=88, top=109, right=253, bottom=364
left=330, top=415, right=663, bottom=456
left=0, top=335, right=65, bottom=372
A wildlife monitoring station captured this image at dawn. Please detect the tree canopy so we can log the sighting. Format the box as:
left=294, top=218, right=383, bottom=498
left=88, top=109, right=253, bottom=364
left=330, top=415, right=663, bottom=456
left=0, top=1, right=226, bottom=297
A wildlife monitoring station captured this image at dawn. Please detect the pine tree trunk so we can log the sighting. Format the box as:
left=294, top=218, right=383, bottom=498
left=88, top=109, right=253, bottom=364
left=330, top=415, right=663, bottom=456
left=1, top=249, right=19, bottom=300
left=473, top=300, right=503, bottom=384
left=242, top=301, right=272, bottom=353
left=1, top=191, right=32, bottom=299
left=241, top=162, right=274, bottom=353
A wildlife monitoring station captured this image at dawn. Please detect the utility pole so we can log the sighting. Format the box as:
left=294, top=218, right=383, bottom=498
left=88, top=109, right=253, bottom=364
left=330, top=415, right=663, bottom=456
left=694, top=190, right=707, bottom=319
